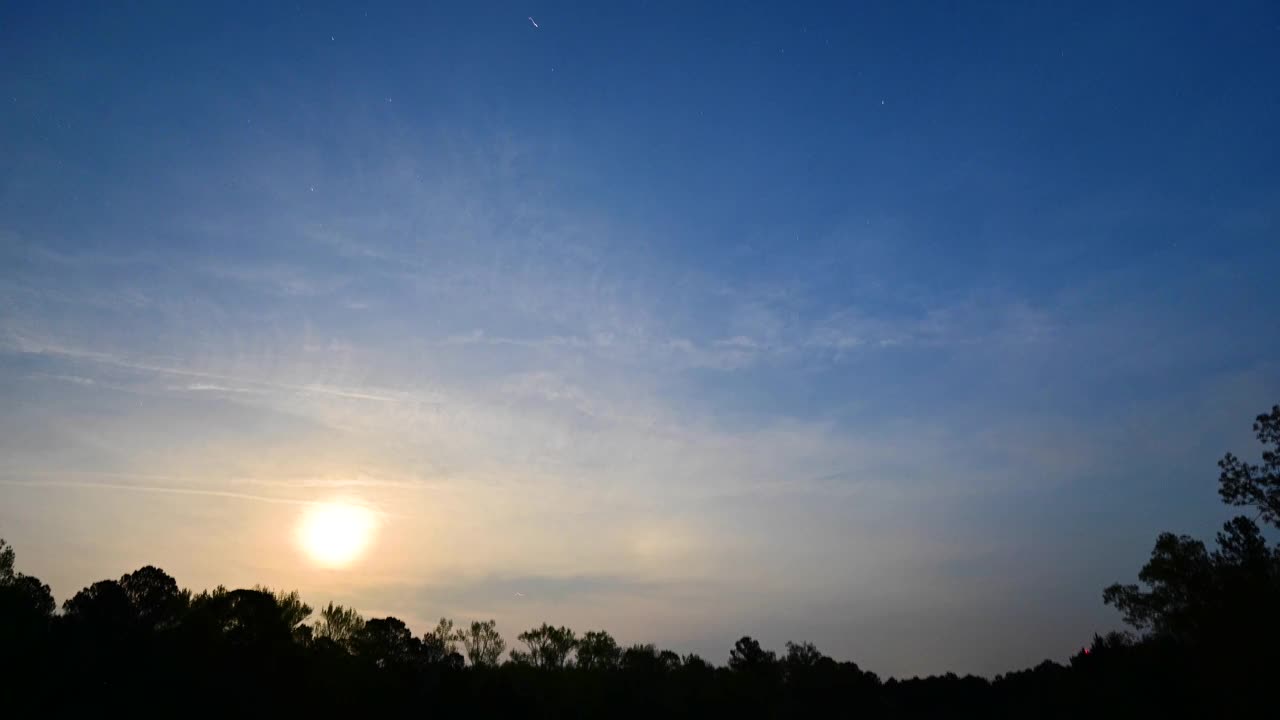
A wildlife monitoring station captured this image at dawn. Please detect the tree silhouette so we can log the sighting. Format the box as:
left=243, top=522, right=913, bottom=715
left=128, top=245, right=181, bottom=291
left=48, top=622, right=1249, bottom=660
left=0, top=540, right=53, bottom=622
left=620, top=643, right=657, bottom=671
left=0, top=539, right=13, bottom=580
left=421, top=617, right=464, bottom=666
left=1, top=573, right=55, bottom=619
left=575, top=629, right=621, bottom=670
left=0, top=542, right=55, bottom=642
left=0, top=541, right=56, bottom=708
left=1103, top=515, right=1280, bottom=646
left=354, top=617, right=421, bottom=669
left=254, top=587, right=313, bottom=642
left=1217, top=404, right=1280, bottom=528
left=1101, top=403, right=1280, bottom=714
left=60, top=576, right=147, bottom=692
left=658, top=649, right=681, bottom=671
left=1106, top=404, right=1280, bottom=646
left=189, top=588, right=296, bottom=650
left=120, top=565, right=186, bottom=630
left=63, top=579, right=136, bottom=633
left=681, top=653, right=711, bottom=671
left=728, top=635, right=777, bottom=671
left=512, top=623, right=577, bottom=668
left=460, top=619, right=505, bottom=667
left=314, top=601, right=364, bottom=647
left=617, top=643, right=681, bottom=673
left=1103, top=532, right=1214, bottom=637
left=783, top=641, right=824, bottom=669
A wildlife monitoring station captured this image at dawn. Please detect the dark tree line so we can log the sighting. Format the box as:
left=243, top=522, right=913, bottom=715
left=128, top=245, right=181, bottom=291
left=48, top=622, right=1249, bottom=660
left=3, top=405, right=1278, bottom=716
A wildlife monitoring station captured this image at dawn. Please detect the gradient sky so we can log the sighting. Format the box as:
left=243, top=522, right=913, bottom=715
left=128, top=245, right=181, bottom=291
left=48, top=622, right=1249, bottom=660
left=1, top=1, right=1278, bottom=676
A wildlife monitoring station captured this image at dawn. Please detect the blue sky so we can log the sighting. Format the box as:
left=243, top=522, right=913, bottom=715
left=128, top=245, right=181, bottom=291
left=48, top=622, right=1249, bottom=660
left=1, top=1, right=1278, bottom=676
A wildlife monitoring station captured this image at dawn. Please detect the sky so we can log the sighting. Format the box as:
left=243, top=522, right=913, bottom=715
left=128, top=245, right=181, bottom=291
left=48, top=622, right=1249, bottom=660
left=1, top=1, right=1278, bottom=677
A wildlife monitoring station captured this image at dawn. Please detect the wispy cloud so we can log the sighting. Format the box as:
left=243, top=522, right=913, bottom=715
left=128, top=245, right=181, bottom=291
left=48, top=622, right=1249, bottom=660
left=3, top=335, right=402, bottom=403
left=0, top=478, right=312, bottom=507
left=177, top=382, right=258, bottom=393
left=28, top=373, right=97, bottom=386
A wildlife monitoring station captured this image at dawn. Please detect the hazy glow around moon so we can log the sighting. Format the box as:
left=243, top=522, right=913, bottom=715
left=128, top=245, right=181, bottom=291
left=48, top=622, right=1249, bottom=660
left=297, top=501, right=377, bottom=568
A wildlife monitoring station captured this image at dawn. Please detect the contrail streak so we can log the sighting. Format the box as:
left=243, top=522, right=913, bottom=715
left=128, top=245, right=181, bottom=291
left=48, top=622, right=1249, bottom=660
left=8, top=339, right=399, bottom=402
left=0, top=478, right=312, bottom=506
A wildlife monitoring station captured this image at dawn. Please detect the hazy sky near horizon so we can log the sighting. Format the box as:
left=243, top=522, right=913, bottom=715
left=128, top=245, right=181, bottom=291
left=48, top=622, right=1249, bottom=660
left=1, top=1, right=1278, bottom=676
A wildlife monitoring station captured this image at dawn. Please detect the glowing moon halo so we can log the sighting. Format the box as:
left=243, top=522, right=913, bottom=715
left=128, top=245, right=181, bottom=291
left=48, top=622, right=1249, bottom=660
left=296, top=501, right=377, bottom=568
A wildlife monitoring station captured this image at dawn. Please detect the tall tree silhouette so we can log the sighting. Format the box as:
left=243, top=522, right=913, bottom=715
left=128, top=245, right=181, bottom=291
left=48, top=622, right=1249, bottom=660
left=187, top=588, right=296, bottom=650
left=619, top=643, right=680, bottom=673
left=1106, top=404, right=1280, bottom=642
left=0, top=540, right=55, bottom=709
left=1103, top=403, right=1280, bottom=713
left=120, top=565, right=186, bottom=630
left=254, top=586, right=313, bottom=642
left=354, top=617, right=421, bottom=669
left=1217, top=404, right=1280, bottom=528
left=511, top=623, right=577, bottom=668
left=575, top=629, right=621, bottom=670
left=0, top=539, right=13, bottom=580
left=783, top=641, right=828, bottom=677
left=62, top=580, right=136, bottom=636
left=0, top=540, right=55, bottom=650
left=460, top=619, right=505, bottom=667
left=421, top=617, right=464, bottom=667
left=314, top=601, right=365, bottom=647
left=0, top=540, right=53, bottom=620
left=728, top=636, right=777, bottom=671
left=0, top=573, right=54, bottom=620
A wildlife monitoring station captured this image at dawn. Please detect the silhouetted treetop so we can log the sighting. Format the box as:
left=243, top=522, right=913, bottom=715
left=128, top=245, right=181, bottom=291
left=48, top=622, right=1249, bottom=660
left=784, top=641, right=828, bottom=674
left=63, top=579, right=136, bottom=630
left=1103, top=533, right=1213, bottom=637
left=420, top=616, right=462, bottom=665
left=120, top=565, right=186, bottom=630
left=0, top=539, right=14, bottom=580
left=729, top=635, right=777, bottom=672
left=187, top=588, right=297, bottom=650
left=355, top=616, right=421, bottom=669
left=619, top=643, right=681, bottom=673
left=314, top=601, right=365, bottom=647
left=460, top=619, right=505, bottom=667
left=575, top=629, right=621, bottom=670
left=1218, top=404, right=1280, bottom=528
left=1098, top=402, right=1280, bottom=717
left=512, top=623, right=577, bottom=668
left=0, top=540, right=55, bottom=625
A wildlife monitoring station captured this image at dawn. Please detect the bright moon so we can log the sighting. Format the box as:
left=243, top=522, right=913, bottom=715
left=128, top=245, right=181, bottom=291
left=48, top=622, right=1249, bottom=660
left=297, top=502, right=377, bottom=568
